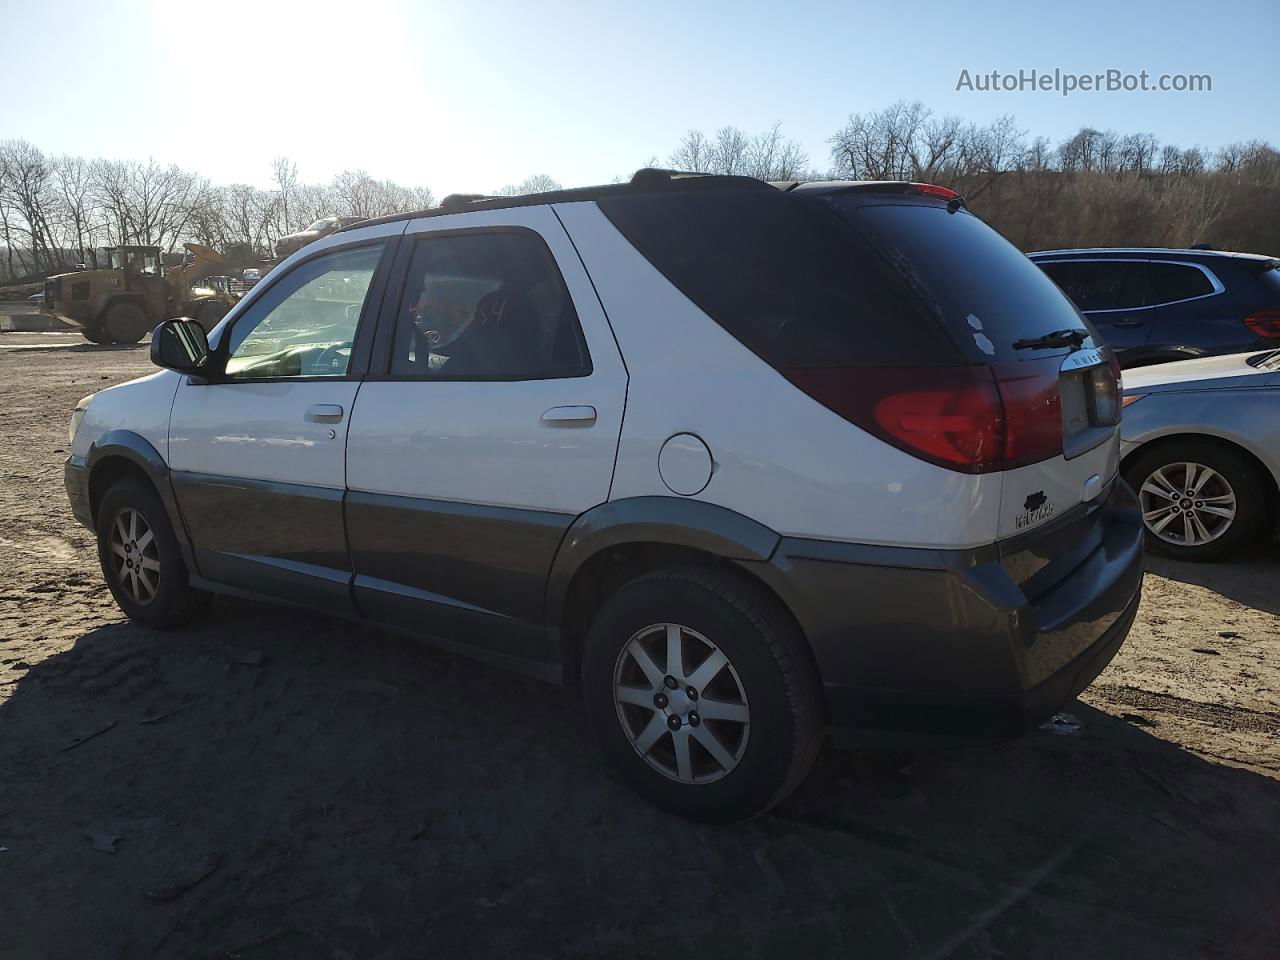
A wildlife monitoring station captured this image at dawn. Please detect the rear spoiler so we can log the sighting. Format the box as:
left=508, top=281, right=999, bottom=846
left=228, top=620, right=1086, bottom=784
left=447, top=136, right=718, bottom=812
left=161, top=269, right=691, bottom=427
left=824, top=180, right=967, bottom=210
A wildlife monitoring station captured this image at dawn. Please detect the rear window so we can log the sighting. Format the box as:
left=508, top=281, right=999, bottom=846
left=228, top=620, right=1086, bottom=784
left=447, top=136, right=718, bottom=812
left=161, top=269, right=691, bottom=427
left=829, top=200, right=1092, bottom=362
left=598, top=192, right=962, bottom=367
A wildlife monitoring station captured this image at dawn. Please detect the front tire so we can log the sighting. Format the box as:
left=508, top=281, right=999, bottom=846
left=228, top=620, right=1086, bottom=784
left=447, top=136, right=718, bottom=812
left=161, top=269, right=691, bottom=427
left=102, top=302, right=149, bottom=344
left=1124, top=440, right=1271, bottom=562
left=81, top=325, right=112, bottom=345
left=95, top=478, right=211, bottom=627
left=582, top=567, right=823, bottom=822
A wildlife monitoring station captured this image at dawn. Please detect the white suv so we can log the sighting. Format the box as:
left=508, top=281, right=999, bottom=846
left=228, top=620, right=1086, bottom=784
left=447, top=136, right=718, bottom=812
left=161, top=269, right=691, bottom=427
left=65, top=170, right=1144, bottom=821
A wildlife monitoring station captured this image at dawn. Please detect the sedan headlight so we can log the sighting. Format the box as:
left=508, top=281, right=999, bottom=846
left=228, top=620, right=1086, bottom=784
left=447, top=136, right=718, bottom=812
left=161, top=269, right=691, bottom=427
left=68, top=395, right=92, bottom=445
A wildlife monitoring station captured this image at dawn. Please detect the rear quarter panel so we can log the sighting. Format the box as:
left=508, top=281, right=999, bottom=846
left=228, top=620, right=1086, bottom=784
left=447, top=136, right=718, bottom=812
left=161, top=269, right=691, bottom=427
left=1154, top=294, right=1257, bottom=359
left=1119, top=386, right=1280, bottom=492
left=554, top=201, right=1003, bottom=549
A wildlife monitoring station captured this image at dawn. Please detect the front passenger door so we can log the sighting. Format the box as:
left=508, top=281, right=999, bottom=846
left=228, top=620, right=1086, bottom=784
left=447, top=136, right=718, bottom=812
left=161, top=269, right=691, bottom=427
left=168, top=236, right=396, bottom=611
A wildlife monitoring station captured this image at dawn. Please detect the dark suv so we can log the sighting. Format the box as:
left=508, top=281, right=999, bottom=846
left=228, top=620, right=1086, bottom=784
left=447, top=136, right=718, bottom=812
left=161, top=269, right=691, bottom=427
left=1029, top=248, right=1280, bottom=368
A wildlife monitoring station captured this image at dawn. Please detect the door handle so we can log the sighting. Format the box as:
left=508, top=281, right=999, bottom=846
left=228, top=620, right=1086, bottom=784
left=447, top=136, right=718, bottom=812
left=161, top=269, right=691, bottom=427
left=1111, top=318, right=1145, bottom=328
left=541, top=405, right=597, bottom=426
left=305, top=404, right=345, bottom=423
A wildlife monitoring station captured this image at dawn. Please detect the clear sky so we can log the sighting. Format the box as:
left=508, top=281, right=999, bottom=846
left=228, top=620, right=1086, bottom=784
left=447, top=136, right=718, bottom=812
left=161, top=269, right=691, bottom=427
left=2, top=0, right=1275, bottom=195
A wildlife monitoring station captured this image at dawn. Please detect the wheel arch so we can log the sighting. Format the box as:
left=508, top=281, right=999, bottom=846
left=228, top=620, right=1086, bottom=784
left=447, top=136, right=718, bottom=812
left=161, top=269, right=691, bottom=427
left=1121, top=346, right=1205, bottom=369
left=1121, top=431, right=1280, bottom=514
left=86, top=431, right=193, bottom=555
left=549, top=497, right=810, bottom=687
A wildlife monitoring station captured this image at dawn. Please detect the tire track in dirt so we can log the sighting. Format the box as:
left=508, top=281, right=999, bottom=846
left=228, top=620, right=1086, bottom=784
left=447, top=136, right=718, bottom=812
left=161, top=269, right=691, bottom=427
left=1092, top=683, right=1280, bottom=737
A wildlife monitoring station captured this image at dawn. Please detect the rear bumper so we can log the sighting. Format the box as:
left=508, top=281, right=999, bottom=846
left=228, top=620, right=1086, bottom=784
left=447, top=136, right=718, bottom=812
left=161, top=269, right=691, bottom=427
left=741, top=480, right=1144, bottom=746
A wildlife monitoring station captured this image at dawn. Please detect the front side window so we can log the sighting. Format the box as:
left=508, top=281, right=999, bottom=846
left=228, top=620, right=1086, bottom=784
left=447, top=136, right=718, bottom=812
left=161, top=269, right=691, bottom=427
left=390, top=231, right=590, bottom=380
left=1040, top=261, right=1146, bottom=312
left=225, top=243, right=383, bottom=379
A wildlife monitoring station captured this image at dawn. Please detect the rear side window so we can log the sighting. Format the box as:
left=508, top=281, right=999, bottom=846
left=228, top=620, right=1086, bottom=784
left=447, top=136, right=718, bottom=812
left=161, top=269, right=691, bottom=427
left=390, top=230, right=590, bottom=380
left=1146, top=262, right=1215, bottom=304
left=598, top=192, right=962, bottom=367
left=1039, top=261, right=1147, bottom=312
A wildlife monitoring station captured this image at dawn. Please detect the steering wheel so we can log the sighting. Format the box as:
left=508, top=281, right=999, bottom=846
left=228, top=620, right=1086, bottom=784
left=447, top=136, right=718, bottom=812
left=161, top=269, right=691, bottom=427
left=313, top=341, right=352, bottom=375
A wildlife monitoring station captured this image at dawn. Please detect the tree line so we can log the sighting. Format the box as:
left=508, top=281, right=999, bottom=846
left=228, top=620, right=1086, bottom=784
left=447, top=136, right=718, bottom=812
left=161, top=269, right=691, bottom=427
left=0, top=145, right=443, bottom=280
left=675, top=104, right=1279, bottom=255
left=823, top=101, right=1280, bottom=254
left=3, top=102, right=1277, bottom=282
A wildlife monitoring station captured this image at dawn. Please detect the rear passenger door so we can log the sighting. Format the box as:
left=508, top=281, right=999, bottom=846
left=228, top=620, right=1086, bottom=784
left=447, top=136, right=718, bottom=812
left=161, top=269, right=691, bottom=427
left=1039, top=259, right=1154, bottom=354
left=345, top=207, right=627, bottom=669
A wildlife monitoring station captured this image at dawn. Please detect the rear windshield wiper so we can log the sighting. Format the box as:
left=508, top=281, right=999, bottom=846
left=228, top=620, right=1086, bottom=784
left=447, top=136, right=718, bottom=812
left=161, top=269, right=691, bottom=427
left=1012, top=328, right=1089, bottom=350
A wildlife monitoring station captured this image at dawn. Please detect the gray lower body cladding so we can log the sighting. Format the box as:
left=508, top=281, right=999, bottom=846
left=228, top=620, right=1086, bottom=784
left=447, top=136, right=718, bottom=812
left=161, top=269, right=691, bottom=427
left=70, top=449, right=1143, bottom=746
left=740, top=480, right=1145, bottom=745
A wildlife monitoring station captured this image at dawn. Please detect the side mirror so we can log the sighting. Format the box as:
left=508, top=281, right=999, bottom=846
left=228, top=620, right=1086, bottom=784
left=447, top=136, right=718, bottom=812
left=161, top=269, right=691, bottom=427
left=150, top=318, right=211, bottom=373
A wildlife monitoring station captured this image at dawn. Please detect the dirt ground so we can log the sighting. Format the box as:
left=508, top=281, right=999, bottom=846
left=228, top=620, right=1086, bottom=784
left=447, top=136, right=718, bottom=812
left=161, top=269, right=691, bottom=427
left=1, top=330, right=1277, bottom=960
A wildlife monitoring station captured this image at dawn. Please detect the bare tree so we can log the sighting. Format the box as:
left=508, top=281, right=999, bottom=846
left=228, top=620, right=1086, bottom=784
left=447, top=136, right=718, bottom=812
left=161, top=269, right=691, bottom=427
left=494, top=174, right=561, bottom=196
left=667, top=124, right=807, bottom=179
left=0, top=140, right=60, bottom=270
left=52, top=154, right=98, bottom=265
left=669, top=130, right=711, bottom=172
left=271, top=156, right=299, bottom=233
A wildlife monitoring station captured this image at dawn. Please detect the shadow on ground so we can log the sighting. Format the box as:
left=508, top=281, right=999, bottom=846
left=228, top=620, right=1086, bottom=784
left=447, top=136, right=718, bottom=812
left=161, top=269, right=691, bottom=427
left=2, top=600, right=1278, bottom=960
left=0, top=341, right=147, bottom=355
left=1147, top=542, right=1280, bottom=616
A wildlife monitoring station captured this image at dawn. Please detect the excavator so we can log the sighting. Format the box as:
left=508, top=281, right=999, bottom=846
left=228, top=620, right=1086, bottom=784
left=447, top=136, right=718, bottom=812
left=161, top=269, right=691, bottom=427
left=41, top=242, right=244, bottom=344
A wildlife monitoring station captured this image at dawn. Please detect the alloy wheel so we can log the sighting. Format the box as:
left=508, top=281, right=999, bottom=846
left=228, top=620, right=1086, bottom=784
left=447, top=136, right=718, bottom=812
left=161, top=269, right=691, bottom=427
left=1139, top=461, right=1237, bottom=547
left=612, top=623, right=750, bottom=784
left=108, top=506, right=160, bottom=605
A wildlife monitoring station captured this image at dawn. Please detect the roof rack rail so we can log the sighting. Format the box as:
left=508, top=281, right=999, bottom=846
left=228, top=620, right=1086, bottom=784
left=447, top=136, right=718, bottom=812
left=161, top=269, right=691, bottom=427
left=335, top=168, right=776, bottom=233
left=440, top=193, right=496, bottom=210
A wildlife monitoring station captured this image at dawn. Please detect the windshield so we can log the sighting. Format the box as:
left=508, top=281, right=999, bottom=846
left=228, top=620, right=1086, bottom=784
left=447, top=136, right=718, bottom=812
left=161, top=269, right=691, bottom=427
left=828, top=199, right=1097, bottom=363
left=305, top=218, right=335, bottom=232
left=108, top=249, right=159, bottom=275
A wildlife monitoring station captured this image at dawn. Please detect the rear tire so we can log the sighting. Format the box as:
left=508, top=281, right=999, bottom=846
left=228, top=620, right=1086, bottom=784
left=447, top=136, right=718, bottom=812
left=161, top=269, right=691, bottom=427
left=102, top=302, right=149, bottom=344
left=581, top=567, right=823, bottom=822
left=1124, top=439, right=1271, bottom=562
left=95, top=478, right=211, bottom=627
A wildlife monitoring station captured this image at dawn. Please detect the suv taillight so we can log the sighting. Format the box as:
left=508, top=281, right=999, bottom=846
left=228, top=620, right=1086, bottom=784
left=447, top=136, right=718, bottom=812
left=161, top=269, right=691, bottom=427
left=1245, top=310, right=1280, bottom=338
left=782, top=363, right=1064, bottom=474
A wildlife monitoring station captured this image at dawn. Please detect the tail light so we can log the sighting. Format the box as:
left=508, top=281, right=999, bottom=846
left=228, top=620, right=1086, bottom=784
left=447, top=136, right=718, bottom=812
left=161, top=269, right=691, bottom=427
left=1244, top=310, right=1280, bottom=338
left=782, top=363, right=1064, bottom=474
left=908, top=183, right=961, bottom=202
left=1087, top=349, right=1123, bottom=426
